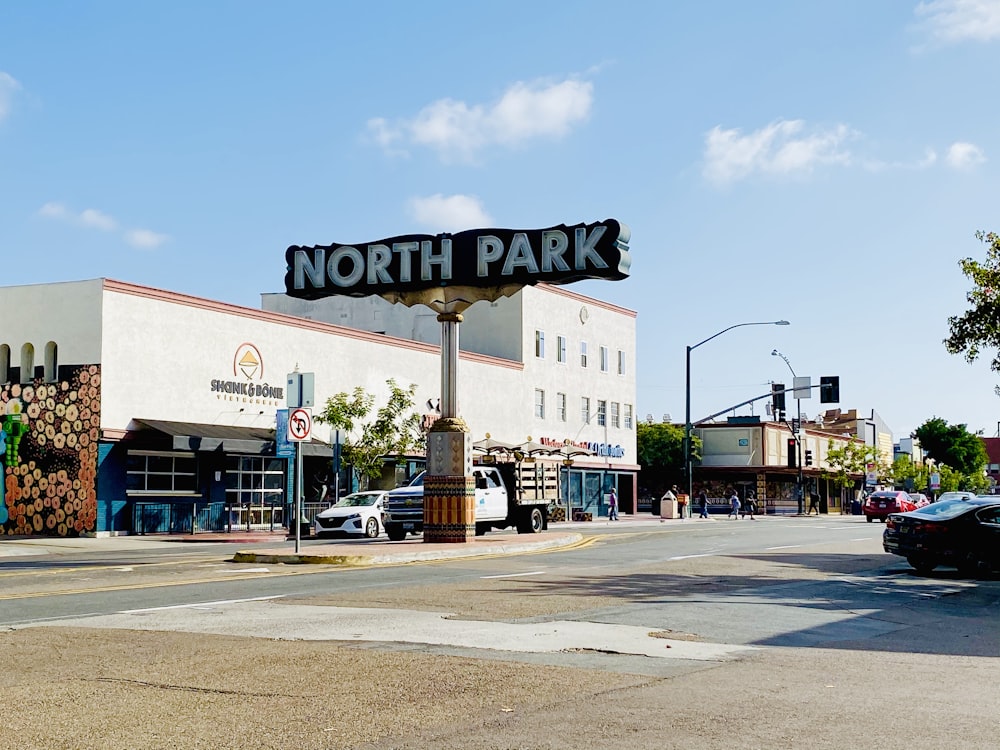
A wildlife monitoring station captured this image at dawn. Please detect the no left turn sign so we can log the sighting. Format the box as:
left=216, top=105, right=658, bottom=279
left=287, top=407, right=312, bottom=442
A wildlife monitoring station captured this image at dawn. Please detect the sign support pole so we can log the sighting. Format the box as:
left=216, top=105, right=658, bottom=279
left=295, top=440, right=302, bottom=554
left=424, top=312, right=474, bottom=543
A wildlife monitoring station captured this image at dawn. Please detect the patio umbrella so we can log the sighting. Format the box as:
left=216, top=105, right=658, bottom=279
left=552, top=443, right=595, bottom=459
left=513, top=440, right=554, bottom=457
left=472, top=436, right=516, bottom=454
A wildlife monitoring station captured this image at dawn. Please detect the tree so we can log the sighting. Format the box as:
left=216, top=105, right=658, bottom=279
left=636, top=421, right=697, bottom=491
left=913, top=417, right=987, bottom=477
left=945, top=231, right=1000, bottom=395
left=314, top=379, right=424, bottom=486
left=886, top=453, right=929, bottom=492
left=823, top=438, right=876, bottom=494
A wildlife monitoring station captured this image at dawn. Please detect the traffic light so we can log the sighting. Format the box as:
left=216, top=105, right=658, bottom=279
left=787, top=438, right=797, bottom=468
left=820, top=376, right=840, bottom=403
left=805, top=449, right=813, bottom=466
left=688, top=437, right=700, bottom=462
left=771, top=383, right=786, bottom=414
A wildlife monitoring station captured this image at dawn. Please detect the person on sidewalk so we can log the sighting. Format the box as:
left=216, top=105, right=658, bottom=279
left=808, top=492, right=820, bottom=515
left=608, top=487, right=619, bottom=521
left=727, top=488, right=741, bottom=519
left=741, top=490, right=757, bottom=520
left=697, top=489, right=710, bottom=519
left=676, top=491, right=687, bottom=520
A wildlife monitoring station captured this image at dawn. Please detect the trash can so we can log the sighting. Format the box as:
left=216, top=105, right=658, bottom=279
left=851, top=499, right=862, bottom=515
left=660, top=496, right=678, bottom=519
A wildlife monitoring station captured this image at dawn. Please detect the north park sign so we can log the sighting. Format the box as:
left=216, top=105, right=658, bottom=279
left=283, top=219, right=630, bottom=302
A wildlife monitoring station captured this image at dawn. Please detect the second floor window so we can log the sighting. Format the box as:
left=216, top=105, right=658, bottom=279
left=600, top=346, right=609, bottom=373
left=618, top=350, right=626, bottom=376
left=581, top=396, right=591, bottom=424
left=557, top=392, right=567, bottom=421
left=580, top=341, right=588, bottom=367
left=557, top=335, right=567, bottom=363
left=535, top=330, right=545, bottom=358
left=597, top=399, right=607, bottom=427
left=624, top=404, right=634, bottom=429
left=534, top=388, right=545, bottom=418
left=611, top=401, right=620, bottom=428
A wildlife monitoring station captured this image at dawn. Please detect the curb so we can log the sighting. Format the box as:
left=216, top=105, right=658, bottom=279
left=232, top=532, right=585, bottom=566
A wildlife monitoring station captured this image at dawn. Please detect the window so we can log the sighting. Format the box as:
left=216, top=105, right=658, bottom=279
left=611, top=402, right=620, bottom=428
left=535, top=330, right=545, bottom=358
left=557, top=392, right=567, bottom=422
left=581, top=396, right=591, bottom=424
left=534, top=388, right=545, bottom=418
left=126, top=451, right=198, bottom=494
left=580, top=341, right=588, bottom=367
left=225, top=455, right=285, bottom=507
left=44, top=341, right=58, bottom=383
left=0, top=344, right=9, bottom=384
left=600, top=346, right=609, bottom=373
left=597, top=399, right=607, bottom=427
left=617, top=350, right=626, bottom=376
left=20, top=343, right=34, bottom=384
left=624, top=404, right=634, bottom=429
left=557, top=335, right=567, bottom=363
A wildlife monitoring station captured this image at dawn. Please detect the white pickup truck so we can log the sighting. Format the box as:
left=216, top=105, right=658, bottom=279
left=382, top=464, right=549, bottom=541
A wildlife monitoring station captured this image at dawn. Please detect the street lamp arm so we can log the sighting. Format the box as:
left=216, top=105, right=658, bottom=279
left=691, top=320, right=790, bottom=352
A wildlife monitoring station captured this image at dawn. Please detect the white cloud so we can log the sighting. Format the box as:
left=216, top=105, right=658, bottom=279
left=945, top=141, right=987, bottom=168
left=703, top=119, right=854, bottom=185
left=125, top=229, right=169, bottom=248
left=368, top=77, right=593, bottom=163
left=914, top=0, right=1000, bottom=43
left=407, top=194, right=494, bottom=233
left=79, top=208, right=118, bottom=231
left=37, top=202, right=69, bottom=219
left=0, top=72, right=20, bottom=121
left=37, top=201, right=167, bottom=248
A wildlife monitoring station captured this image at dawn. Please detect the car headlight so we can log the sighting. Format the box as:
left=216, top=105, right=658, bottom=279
left=346, top=513, right=361, bottom=521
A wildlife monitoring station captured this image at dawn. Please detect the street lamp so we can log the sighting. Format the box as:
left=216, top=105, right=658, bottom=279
left=684, top=320, right=790, bottom=507
left=772, top=349, right=804, bottom=514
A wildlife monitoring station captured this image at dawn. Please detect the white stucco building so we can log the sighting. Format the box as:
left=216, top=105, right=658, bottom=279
left=0, top=278, right=637, bottom=536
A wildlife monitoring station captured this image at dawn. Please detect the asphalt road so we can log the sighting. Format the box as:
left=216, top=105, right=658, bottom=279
left=2, top=516, right=998, bottom=749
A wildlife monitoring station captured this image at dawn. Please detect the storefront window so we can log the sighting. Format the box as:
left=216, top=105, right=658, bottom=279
left=126, top=451, right=198, bottom=494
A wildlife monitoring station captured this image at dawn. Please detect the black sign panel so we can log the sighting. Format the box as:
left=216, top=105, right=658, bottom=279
left=284, top=219, right=630, bottom=300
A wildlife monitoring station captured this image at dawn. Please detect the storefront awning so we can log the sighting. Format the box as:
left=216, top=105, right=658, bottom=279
left=130, top=419, right=332, bottom=456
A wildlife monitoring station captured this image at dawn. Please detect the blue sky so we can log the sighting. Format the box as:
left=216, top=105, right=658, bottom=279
left=3, top=1, right=1000, bottom=440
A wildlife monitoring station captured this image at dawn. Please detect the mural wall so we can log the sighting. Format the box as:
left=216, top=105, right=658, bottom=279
left=0, top=365, right=101, bottom=536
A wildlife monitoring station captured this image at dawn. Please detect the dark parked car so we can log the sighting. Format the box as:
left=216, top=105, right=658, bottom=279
left=863, top=490, right=918, bottom=522
left=883, top=497, right=1000, bottom=576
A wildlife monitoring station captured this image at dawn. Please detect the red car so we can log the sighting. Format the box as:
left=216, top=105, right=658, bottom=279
left=863, top=490, right=918, bottom=522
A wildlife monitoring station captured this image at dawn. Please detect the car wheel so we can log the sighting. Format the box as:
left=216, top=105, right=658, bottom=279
left=386, top=525, right=406, bottom=542
left=364, top=517, right=379, bottom=538
left=907, top=556, right=936, bottom=575
left=517, top=507, right=544, bottom=534
left=957, top=552, right=984, bottom=579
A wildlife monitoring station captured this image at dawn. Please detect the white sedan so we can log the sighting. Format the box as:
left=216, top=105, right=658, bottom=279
left=314, top=491, right=387, bottom=538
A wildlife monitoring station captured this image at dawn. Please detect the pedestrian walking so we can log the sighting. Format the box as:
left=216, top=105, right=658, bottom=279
left=608, top=487, right=619, bottom=521
left=741, top=490, right=757, bottom=520
left=697, top=489, right=710, bottom=518
left=727, top=488, right=741, bottom=519
left=808, top=492, right=820, bottom=515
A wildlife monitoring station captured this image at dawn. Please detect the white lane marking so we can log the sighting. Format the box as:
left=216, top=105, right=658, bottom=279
left=668, top=553, right=715, bottom=561
left=766, top=545, right=802, bottom=550
left=121, top=595, right=284, bottom=614
left=219, top=567, right=271, bottom=574
left=480, top=571, right=545, bottom=579
left=115, top=567, right=134, bottom=572
left=850, top=538, right=874, bottom=542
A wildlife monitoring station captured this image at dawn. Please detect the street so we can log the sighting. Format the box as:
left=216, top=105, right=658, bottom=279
left=1, top=516, right=998, bottom=749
